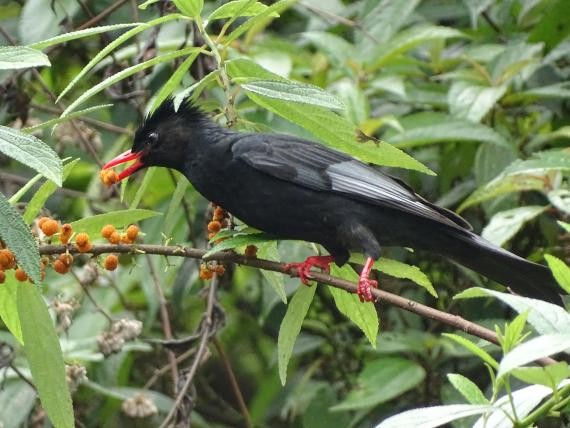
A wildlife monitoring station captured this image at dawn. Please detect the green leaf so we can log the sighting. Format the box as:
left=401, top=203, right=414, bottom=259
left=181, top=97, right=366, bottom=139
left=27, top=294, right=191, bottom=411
left=0, top=46, right=50, bottom=70
left=548, top=189, right=570, bottom=215
left=388, top=120, right=509, bottom=149
left=377, top=257, right=437, bottom=297
left=23, top=160, right=79, bottom=224
left=18, top=282, right=74, bottom=428
left=0, top=126, right=62, bottom=186
left=331, top=358, right=425, bottom=411
left=448, top=82, right=507, bottom=123
left=129, top=167, right=157, bottom=209
left=481, top=205, right=546, bottom=247
left=207, top=0, right=276, bottom=21
left=497, top=333, right=570, bottom=379
left=0, top=272, right=23, bottom=343
left=256, top=242, right=286, bottom=303
left=22, top=104, right=113, bottom=134
left=150, top=50, right=201, bottom=113
left=0, top=192, right=41, bottom=285
left=241, top=79, right=345, bottom=110
left=447, top=373, right=489, bottom=405
left=19, top=0, right=80, bottom=45
left=376, top=404, right=491, bottom=428
left=243, top=91, right=434, bottom=174
left=173, top=69, right=220, bottom=109
left=558, top=220, right=570, bottom=233
left=60, top=47, right=202, bottom=118
left=366, top=25, right=465, bottom=69
left=329, top=265, right=379, bottom=347
left=442, top=333, right=498, bottom=369
left=163, top=175, right=189, bottom=236
left=278, top=284, right=316, bottom=385
left=544, top=254, right=570, bottom=293
left=203, top=232, right=276, bottom=258
left=69, top=209, right=161, bottom=237
left=454, top=288, right=570, bottom=335
left=28, top=23, right=140, bottom=50
left=56, top=14, right=188, bottom=102
left=513, top=362, right=570, bottom=388
left=225, top=0, right=294, bottom=45
left=8, top=173, right=43, bottom=204
left=172, top=0, right=203, bottom=17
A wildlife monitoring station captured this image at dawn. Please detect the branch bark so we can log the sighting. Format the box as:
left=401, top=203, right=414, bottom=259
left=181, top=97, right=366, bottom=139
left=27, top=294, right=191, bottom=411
left=38, top=243, right=557, bottom=366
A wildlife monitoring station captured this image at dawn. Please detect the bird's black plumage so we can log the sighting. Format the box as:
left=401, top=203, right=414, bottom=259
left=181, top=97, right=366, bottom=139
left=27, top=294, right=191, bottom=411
left=105, top=100, right=564, bottom=305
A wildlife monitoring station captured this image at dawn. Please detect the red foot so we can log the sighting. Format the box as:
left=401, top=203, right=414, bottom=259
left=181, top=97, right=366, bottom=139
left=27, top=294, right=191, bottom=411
left=358, top=257, right=378, bottom=302
left=285, top=255, right=334, bottom=285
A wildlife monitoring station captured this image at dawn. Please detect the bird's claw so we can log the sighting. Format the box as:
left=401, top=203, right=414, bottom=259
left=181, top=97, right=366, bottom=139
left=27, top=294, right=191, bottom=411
left=357, top=277, right=378, bottom=302
left=285, top=255, right=334, bottom=285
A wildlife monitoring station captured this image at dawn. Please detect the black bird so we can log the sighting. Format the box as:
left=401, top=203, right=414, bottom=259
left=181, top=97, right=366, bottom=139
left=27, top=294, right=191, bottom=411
left=102, top=101, right=563, bottom=305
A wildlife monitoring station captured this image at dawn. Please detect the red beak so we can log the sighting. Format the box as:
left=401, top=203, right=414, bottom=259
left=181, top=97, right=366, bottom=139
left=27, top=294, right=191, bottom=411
left=102, top=150, right=145, bottom=181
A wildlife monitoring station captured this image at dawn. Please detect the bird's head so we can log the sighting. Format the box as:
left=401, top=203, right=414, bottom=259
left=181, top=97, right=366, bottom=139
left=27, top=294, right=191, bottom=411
left=102, top=100, right=206, bottom=181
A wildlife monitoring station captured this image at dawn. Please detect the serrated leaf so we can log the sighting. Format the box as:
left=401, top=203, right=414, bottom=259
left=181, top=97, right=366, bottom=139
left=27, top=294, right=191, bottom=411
left=379, top=257, right=437, bottom=297
left=513, top=362, right=570, bottom=388
left=28, top=23, right=140, bottom=50
left=172, top=0, right=203, bottom=17
left=481, top=205, right=546, bottom=247
left=0, top=126, right=62, bottom=186
left=23, top=159, right=79, bottom=224
left=329, top=265, right=379, bottom=346
left=375, top=404, right=491, bottom=428
left=278, top=284, right=316, bottom=385
left=242, top=79, right=344, bottom=110
left=497, top=333, right=570, bottom=379
left=69, top=209, right=161, bottom=237
left=61, top=46, right=201, bottom=118
left=256, top=242, right=286, bottom=302
left=207, top=0, right=276, bottom=21
left=333, top=358, right=425, bottom=411
left=388, top=120, right=509, bottom=149
left=455, top=288, right=570, bottom=335
left=0, top=192, right=41, bottom=285
left=442, top=333, right=498, bottom=369
left=18, top=282, right=74, bottom=428
left=447, top=373, right=489, bottom=405
left=448, top=82, right=507, bottom=123
left=150, top=51, right=201, bottom=113
left=0, top=46, right=50, bottom=70
left=366, top=25, right=465, bottom=69
left=0, top=272, right=23, bottom=343
left=545, top=254, right=570, bottom=293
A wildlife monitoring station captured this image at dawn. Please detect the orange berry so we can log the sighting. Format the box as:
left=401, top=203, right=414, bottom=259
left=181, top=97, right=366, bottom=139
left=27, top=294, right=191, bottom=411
left=100, top=170, right=119, bottom=186
left=108, top=231, right=121, bottom=244
left=213, top=207, right=225, bottom=221
left=53, top=259, right=68, bottom=274
left=104, top=254, right=118, bottom=271
left=0, top=270, right=5, bottom=284
left=14, top=268, right=27, bottom=282
left=101, top=224, right=116, bottom=239
left=126, top=225, right=139, bottom=241
left=59, top=223, right=73, bottom=244
left=215, top=265, right=225, bottom=275
left=199, top=266, right=213, bottom=280
left=119, top=233, right=132, bottom=244
left=38, top=217, right=50, bottom=228
left=41, top=219, right=59, bottom=237
left=0, top=249, right=15, bottom=269
left=77, top=242, right=93, bottom=253
left=244, top=245, right=258, bottom=258
left=207, top=221, right=222, bottom=234
left=75, top=233, right=90, bottom=247
left=59, top=253, right=73, bottom=267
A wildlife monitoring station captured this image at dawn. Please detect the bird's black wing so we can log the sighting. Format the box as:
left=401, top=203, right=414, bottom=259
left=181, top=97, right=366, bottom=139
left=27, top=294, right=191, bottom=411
left=231, top=134, right=470, bottom=230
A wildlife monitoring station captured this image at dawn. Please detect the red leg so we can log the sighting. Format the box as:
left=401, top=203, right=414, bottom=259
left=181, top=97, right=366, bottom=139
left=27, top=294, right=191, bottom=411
left=285, top=255, right=335, bottom=285
left=358, top=257, right=378, bottom=302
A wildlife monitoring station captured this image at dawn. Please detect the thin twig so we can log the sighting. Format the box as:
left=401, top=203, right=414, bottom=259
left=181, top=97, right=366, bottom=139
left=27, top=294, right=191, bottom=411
left=146, top=255, right=179, bottom=395
left=143, top=348, right=196, bottom=390
left=213, top=337, right=253, bottom=428
left=159, top=275, right=219, bottom=428
left=38, top=243, right=558, bottom=366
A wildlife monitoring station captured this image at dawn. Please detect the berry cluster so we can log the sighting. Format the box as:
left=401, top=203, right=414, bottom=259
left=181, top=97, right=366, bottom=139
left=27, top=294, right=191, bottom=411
left=199, top=261, right=225, bottom=280
left=207, top=206, right=229, bottom=240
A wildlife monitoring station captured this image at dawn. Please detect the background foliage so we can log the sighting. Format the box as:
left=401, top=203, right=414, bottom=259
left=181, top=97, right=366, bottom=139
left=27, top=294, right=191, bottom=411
left=0, top=0, right=569, bottom=427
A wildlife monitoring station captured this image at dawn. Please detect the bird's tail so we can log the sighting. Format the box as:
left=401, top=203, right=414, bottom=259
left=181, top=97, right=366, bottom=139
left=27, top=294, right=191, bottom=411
left=431, top=228, right=563, bottom=306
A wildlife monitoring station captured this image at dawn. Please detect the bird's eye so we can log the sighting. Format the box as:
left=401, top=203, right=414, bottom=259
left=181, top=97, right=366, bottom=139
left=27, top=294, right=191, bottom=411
left=148, top=132, right=159, bottom=146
